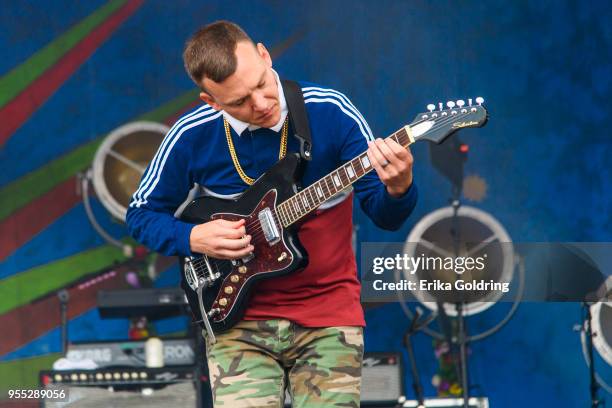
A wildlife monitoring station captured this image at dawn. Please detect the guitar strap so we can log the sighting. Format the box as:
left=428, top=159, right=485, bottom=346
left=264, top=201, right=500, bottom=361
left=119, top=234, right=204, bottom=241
left=281, top=79, right=313, bottom=162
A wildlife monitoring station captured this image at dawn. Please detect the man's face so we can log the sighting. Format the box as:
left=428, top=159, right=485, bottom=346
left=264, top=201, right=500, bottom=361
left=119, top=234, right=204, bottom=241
left=200, top=41, right=280, bottom=128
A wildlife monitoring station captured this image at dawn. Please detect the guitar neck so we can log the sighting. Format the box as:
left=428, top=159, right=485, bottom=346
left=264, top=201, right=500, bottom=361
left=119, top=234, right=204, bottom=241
left=276, top=125, right=415, bottom=228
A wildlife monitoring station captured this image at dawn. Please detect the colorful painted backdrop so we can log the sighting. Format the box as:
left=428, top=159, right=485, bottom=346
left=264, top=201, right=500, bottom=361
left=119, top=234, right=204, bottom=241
left=1, top=1, right=610, bottom=406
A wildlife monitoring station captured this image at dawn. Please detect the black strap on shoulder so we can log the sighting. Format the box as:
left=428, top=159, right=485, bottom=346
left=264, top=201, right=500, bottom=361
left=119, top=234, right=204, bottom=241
left=281, top=79, right=313, bottom=161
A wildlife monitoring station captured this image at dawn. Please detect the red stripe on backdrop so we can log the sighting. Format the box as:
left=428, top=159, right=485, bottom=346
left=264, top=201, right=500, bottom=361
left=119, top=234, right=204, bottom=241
left=0, top=96, right=202, bottom=262
left=163, top=100, right=204, bottom=126
left=0, top=268, right=131, bottom=356
left=0, top=0, right=144, bottom=145
left=0, top=256, right=176, bottom=356
left=0, top=177, right=80, bottom=261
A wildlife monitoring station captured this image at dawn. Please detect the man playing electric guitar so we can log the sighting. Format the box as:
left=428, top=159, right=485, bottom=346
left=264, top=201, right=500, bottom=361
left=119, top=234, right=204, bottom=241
left=126, top=20, right=417, bottom=408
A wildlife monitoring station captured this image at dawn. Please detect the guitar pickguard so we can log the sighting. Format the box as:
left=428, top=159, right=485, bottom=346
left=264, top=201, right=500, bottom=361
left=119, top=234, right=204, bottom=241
left=207, top=189, right=294, bottom=323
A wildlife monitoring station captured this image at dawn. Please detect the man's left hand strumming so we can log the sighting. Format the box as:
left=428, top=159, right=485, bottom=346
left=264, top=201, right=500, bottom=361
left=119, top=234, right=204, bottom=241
left=367, top=137, right=414, bottom=197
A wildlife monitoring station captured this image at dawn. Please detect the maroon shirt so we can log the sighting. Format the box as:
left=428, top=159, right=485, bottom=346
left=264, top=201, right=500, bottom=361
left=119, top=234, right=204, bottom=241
left=243, top=194, right=365, bottom=327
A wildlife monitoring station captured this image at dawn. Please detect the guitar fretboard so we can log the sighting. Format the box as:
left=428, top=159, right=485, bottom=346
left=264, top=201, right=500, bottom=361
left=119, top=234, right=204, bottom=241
left=276, top=126, right=413, bottom=227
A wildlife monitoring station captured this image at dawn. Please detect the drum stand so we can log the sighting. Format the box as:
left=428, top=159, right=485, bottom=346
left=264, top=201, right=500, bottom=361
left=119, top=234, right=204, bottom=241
left=450, top=194, right=470, bottom=408
left=403, top=308, right=437, bottom=407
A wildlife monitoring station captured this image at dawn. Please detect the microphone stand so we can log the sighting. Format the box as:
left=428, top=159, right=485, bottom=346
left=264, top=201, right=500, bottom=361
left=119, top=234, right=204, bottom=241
left=583, top=302, right=603, bottom=408
left=450, top=191, right=470, bottom=408
left=403, top=309, right=425, bottom=407
left=456, top=301, right=469, bottom=408
left=402, top=308, right=438, bottom=408
left=57, top=290, right=69, bottom=355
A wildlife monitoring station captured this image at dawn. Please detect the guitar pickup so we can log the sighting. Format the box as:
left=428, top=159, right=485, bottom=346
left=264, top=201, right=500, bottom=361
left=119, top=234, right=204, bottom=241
left=258, top=207, right=280, bottom=245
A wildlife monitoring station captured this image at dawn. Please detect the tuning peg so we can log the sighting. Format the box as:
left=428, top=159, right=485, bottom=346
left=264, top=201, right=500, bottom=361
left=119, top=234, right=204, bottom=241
left=427, top=104, right=435, bottom=112
left=476, top=97, right=484, bottom=105
left=446, top=101, right=455, bottom=109
left=456, top=100, right=465, bottom=108
left=468, top=98, right=473, bottom=106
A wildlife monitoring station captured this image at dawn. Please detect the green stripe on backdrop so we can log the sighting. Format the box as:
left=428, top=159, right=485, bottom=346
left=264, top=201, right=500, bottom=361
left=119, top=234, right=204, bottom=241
left=0, top=89, right=200, bottom=221
left=0, top=245, right=129, bottom=315
left=0, top=353, right=61, bottom=396
left=0, top=0, right=126, bottom=109
left=0, top=141, right=99, bottom=221
left=138, top=89, right=199, bottom=122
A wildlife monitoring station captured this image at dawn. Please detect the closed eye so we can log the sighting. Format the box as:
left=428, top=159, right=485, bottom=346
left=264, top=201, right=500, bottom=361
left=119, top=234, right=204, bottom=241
left=231, top=98, right=246, bottom=107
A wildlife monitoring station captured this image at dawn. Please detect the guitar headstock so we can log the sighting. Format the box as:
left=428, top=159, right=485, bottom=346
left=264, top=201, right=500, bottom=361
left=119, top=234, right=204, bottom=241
left=410, top=97, right=488, bottom=144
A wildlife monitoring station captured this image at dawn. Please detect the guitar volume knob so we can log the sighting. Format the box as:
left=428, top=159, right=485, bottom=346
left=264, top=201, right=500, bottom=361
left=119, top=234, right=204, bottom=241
left=224, top=286, right=234, bottom=295
left=238, top=266, right=247, bottom=274
left=230, top=275, right=240, bottom=283
left=219, top=298, right=228, bottom=306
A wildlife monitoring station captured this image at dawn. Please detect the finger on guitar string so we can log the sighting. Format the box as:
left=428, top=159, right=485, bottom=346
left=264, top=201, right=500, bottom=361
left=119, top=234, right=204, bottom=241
left=385, top=137, right=412, bottom=163
left=215, top=245, right=255, bottom=260
left=366, top=141, right=390, bottom=177
left=217, top=235, right=252, bottom=250
left=214, top=218, right=247, bottom=237
left=377, top=137, right=412, bottom=168
left=370, top=138, right=414, bottom=197
left=373, top=138, right=401, bottom=170
left=189, top=219, right=251, bottom=258
left=216, top=218, right=245, bottom=226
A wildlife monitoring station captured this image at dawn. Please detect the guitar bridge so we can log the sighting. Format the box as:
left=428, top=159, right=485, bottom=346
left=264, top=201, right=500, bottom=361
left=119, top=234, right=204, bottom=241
left=258, top=207, right=280, bottom=245
left=183, top=256, right=220, bottom=291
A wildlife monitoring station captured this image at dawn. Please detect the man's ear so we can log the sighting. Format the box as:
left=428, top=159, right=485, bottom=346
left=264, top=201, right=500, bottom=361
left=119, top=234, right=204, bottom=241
left=256, top=43, right=272, bottom=67
left=200, top=91, right=221, bottom=111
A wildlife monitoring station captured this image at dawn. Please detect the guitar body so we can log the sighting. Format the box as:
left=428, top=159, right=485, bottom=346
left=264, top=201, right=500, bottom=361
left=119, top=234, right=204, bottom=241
left=179, top=153, right=308, bottom=332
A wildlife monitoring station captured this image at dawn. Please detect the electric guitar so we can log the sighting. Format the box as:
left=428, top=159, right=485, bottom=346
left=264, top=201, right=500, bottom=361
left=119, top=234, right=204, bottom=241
left=179, top=98, right=488, bottom=340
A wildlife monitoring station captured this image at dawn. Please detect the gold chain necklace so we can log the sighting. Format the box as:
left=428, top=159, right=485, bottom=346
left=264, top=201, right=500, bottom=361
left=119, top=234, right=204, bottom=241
left=224, top=117, right=288, bottom=185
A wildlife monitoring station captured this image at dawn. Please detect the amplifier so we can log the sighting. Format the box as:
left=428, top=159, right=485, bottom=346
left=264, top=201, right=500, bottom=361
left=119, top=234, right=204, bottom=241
left=284, top=352, right=403, bottom=407
left=40, top=365, right=195, bottom=387
left=402, top=397, right=489, bottom=408
left=66, top=338, right=195, bottom=368
left=361, top=352, right=403, bottom=405
left=97, top=288, right=188, bottom=319
left=39, top=366, right=199, bottom=408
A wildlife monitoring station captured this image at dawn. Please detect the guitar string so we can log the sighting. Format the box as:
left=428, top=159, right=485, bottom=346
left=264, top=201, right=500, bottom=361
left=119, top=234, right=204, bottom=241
left=270, top=109, right=475, bottom=237
left=212, top=108, right=478, bottom=248
left=250, top=108, right=476, bottom=234
left=241, top=108, right=478, bottom=236
left=191, top=108, right=480, bottom=259
left=274, top=109, right=478, bottom=227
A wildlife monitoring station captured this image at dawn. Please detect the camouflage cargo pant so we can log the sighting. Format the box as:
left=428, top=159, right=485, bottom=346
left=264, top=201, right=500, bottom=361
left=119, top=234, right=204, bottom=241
left=204, top=319, right=364, bottom=408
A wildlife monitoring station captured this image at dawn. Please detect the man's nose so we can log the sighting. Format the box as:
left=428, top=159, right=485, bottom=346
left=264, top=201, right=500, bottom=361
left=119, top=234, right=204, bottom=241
left=251, top=91, right=267, bottom=111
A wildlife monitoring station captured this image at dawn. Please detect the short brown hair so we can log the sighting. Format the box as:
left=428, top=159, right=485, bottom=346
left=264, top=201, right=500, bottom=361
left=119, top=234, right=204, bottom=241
left=183, top=21, right=253, bottom=88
